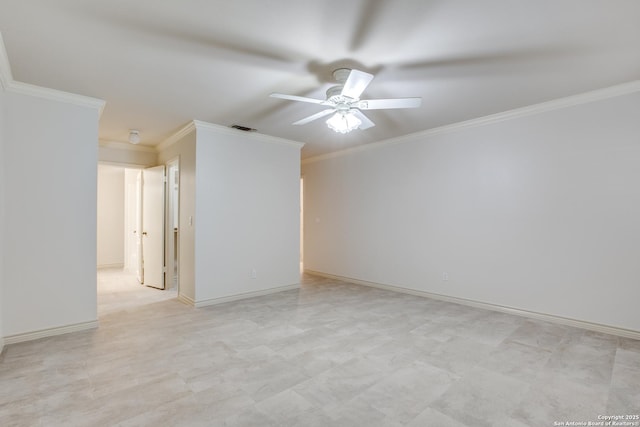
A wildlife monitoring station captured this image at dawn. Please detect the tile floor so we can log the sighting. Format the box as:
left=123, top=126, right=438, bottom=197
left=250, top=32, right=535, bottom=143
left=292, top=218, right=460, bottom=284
left=0, top=269, right=639, bottom=426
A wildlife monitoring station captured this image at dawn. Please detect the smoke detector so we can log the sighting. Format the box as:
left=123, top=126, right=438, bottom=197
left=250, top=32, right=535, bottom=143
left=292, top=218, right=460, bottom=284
left=128, top=129, right=141, bottom=144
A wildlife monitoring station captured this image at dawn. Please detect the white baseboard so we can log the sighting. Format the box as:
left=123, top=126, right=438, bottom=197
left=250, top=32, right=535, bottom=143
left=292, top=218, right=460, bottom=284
left=194, top=283, right=301, bottom=308
left=177, top=293, right=195, bottom=306
left=3, top=320, right=99, bottom=345
left=305, top=270, right=640, bottom=341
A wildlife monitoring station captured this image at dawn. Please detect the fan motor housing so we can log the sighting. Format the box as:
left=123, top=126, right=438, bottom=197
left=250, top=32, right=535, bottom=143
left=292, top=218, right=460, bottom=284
left=326, top=85, right=343, bottom=99
left=332, top=68, right=351, bottom=83
left=326, top=68, right=358, bottom=103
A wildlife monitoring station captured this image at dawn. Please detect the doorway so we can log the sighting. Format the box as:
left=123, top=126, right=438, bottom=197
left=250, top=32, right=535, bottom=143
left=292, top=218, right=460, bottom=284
left=97, top=162, right=178, bottom=296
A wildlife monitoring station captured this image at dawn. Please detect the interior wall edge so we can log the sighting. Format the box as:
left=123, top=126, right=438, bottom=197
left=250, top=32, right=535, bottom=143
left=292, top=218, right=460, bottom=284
left=177, top=293, right=195, bottom=307
left=305, top=270, right=640, bottom=341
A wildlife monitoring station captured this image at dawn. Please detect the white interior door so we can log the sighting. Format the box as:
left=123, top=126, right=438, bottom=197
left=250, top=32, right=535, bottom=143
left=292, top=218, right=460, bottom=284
left=142, top=165, right=165, bottom=289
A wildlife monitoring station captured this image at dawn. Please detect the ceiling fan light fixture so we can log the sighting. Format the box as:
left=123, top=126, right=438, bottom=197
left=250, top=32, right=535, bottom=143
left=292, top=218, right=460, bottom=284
left=326, top=111, right=361, bottom=134
left=271, top=68, right=420, bottom=132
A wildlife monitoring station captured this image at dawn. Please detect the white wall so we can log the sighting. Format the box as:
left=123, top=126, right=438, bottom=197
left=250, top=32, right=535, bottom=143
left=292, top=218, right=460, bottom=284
left=2, top=90, right=100, bottom=337
left=98, top=143, right=157, bottom=167
left=194, top=123, right=302, bottom=303
left=97, top=164, right=125, bottom=267
left=158, top=131, right=196, bottom=302
left=303, top=90, right=640, bottom=332
left=0, top=88, right=5, bottom=350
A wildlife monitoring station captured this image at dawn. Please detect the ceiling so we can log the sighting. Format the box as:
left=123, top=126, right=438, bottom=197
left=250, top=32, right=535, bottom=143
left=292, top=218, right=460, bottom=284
left=1, top=1, right=639, bottom=159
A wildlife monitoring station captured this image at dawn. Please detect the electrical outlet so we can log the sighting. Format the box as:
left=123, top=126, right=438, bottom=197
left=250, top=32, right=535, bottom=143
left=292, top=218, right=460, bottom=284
left=250, top=268, right=257, bottom=279
left=442, top=272, right=449, bottom=281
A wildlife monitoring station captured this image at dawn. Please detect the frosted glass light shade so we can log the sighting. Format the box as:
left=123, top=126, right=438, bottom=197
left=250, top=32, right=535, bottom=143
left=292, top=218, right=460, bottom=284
left=326, top=112, right=361, bottom=134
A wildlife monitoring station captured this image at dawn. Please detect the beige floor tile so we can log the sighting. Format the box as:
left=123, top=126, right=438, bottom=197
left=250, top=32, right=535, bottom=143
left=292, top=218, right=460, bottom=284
left=0, top=268, right=637, bottom=426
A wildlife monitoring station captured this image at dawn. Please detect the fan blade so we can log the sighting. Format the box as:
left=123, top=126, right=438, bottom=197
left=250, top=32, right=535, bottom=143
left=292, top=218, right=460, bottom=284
left=270, top=93, right=326, bottom=105
left=351, top=109, right=375, bottom=130
left=358, top=98, right=422, bottom=110
left=293, top=109, right=336, bottom=125
left=341, top=70, right=374, bottom=99
left=348, top=0, right=386, bottom=51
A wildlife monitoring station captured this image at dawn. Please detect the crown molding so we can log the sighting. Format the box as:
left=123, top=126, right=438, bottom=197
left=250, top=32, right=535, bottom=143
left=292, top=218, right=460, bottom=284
left=99, top=140, right=158, bottom=153
left=302, top=79, right=640, bottom=165
left=0, top=31, right=105, bottom=115
left=156, top=121, right=197, bottom=152
left=158, top=119, right=306, bottom=152
left=7, top=81, right=105, bottom=115
left=193, top=120, right=305, bottom=149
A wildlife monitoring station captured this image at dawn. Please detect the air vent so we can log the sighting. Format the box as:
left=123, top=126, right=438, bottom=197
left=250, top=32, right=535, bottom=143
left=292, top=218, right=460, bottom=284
left=230, top=124, right=257, bottom=132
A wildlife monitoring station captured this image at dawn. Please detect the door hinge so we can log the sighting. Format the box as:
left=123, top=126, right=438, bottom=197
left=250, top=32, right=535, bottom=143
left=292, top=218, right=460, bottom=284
left=163, top=266, right=167, bottom=273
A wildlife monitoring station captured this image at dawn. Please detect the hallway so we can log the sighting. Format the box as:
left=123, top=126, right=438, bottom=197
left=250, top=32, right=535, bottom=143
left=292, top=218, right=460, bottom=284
left=97, top=267, right=177, bottom=317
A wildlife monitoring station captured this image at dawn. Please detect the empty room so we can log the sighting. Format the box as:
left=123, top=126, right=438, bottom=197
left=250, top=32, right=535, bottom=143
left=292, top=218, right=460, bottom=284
left=0, top=1, right=639, bottom=426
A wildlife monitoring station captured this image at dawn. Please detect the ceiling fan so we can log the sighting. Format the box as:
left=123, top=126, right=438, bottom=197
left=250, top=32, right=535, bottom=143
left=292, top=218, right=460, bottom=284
left=270, top=68, right=422, bottom=134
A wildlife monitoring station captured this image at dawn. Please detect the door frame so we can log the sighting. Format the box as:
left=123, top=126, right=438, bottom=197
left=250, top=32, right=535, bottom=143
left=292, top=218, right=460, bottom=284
left=165, top=157, right=180, bottom=293
left=300, top=175, right=304, bottom=273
